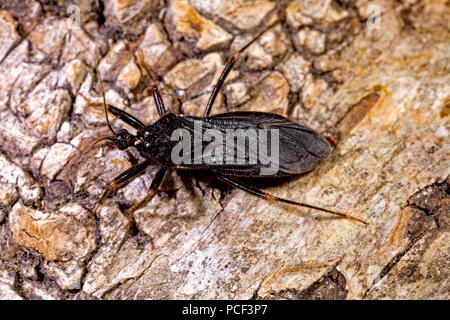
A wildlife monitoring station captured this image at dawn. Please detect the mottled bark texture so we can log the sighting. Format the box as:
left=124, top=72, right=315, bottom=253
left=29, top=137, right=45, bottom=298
left=0, top=0, right=448, bottom=299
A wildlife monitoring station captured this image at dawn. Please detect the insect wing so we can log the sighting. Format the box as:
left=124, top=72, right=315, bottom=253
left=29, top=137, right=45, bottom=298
left=175, top=112, right=331, bottom=176
left=260, top=119, right=331, bottom=175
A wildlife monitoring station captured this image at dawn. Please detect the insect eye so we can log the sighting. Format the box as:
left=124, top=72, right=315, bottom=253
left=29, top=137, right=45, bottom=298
left=142, top=131, right=151, bottom=139
left=144, top=141, right=152, bottom=149
left=115, top=129, right=133, bottom=150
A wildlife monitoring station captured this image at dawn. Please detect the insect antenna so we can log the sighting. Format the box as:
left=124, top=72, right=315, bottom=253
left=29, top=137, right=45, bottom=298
left=80, top=64, right=116, bottom=135
left=65, top=135, right=114, bottom=178
left=97, top=73, right=115, bottom=135
left=66, top=29, right=125, bottom=177
left=134, top=49, right=166, bottom=116
left=76, top=135, right=114, bottom=159
left=68, top=28, right=115, bottom=135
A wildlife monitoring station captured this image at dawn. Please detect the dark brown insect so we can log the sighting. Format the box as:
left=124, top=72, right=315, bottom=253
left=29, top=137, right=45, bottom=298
left=80, top=24, right=367, bottom=226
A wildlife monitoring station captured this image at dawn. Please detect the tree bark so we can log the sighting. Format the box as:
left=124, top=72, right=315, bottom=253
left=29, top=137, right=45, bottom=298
left=0, top=0, right=448, bottom=299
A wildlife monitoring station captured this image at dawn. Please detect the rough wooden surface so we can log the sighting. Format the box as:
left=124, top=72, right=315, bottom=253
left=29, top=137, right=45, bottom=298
left=0, top=0, right=448, bottom=300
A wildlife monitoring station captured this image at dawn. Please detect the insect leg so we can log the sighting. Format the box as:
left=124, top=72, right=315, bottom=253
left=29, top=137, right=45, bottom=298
left=128, top=167, right=167, bottom=215
left=94, top=160, right=151, bottom=214
left=218, top=175, right=367, bottom=225
left=108, top=106, right=145, bottom=130
left=203, top=21, right=279, bottom=118
left=203, top=55, right=237, bottom=117
left=135, top=50, right=166, bottom=117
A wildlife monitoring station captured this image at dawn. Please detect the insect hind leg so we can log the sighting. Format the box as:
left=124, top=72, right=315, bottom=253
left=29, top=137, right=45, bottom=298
left=218, top=175, right=367, bottom=225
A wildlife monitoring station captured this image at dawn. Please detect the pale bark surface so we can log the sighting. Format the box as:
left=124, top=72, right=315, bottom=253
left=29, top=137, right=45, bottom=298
left=0, top=0, right=448, bottom=299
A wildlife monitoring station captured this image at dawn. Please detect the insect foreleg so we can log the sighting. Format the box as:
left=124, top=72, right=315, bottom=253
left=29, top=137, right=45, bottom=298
left=78, top=93, right=144, bottom=129
left=128, top=167, right=167, bottom=215
left=108, top=105, right=145, bottom=129
left=94, top=160, right=151, bottom=214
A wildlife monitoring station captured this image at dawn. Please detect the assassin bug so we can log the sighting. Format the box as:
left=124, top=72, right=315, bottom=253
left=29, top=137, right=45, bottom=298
left=79, top=23, right=367, bottom=226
